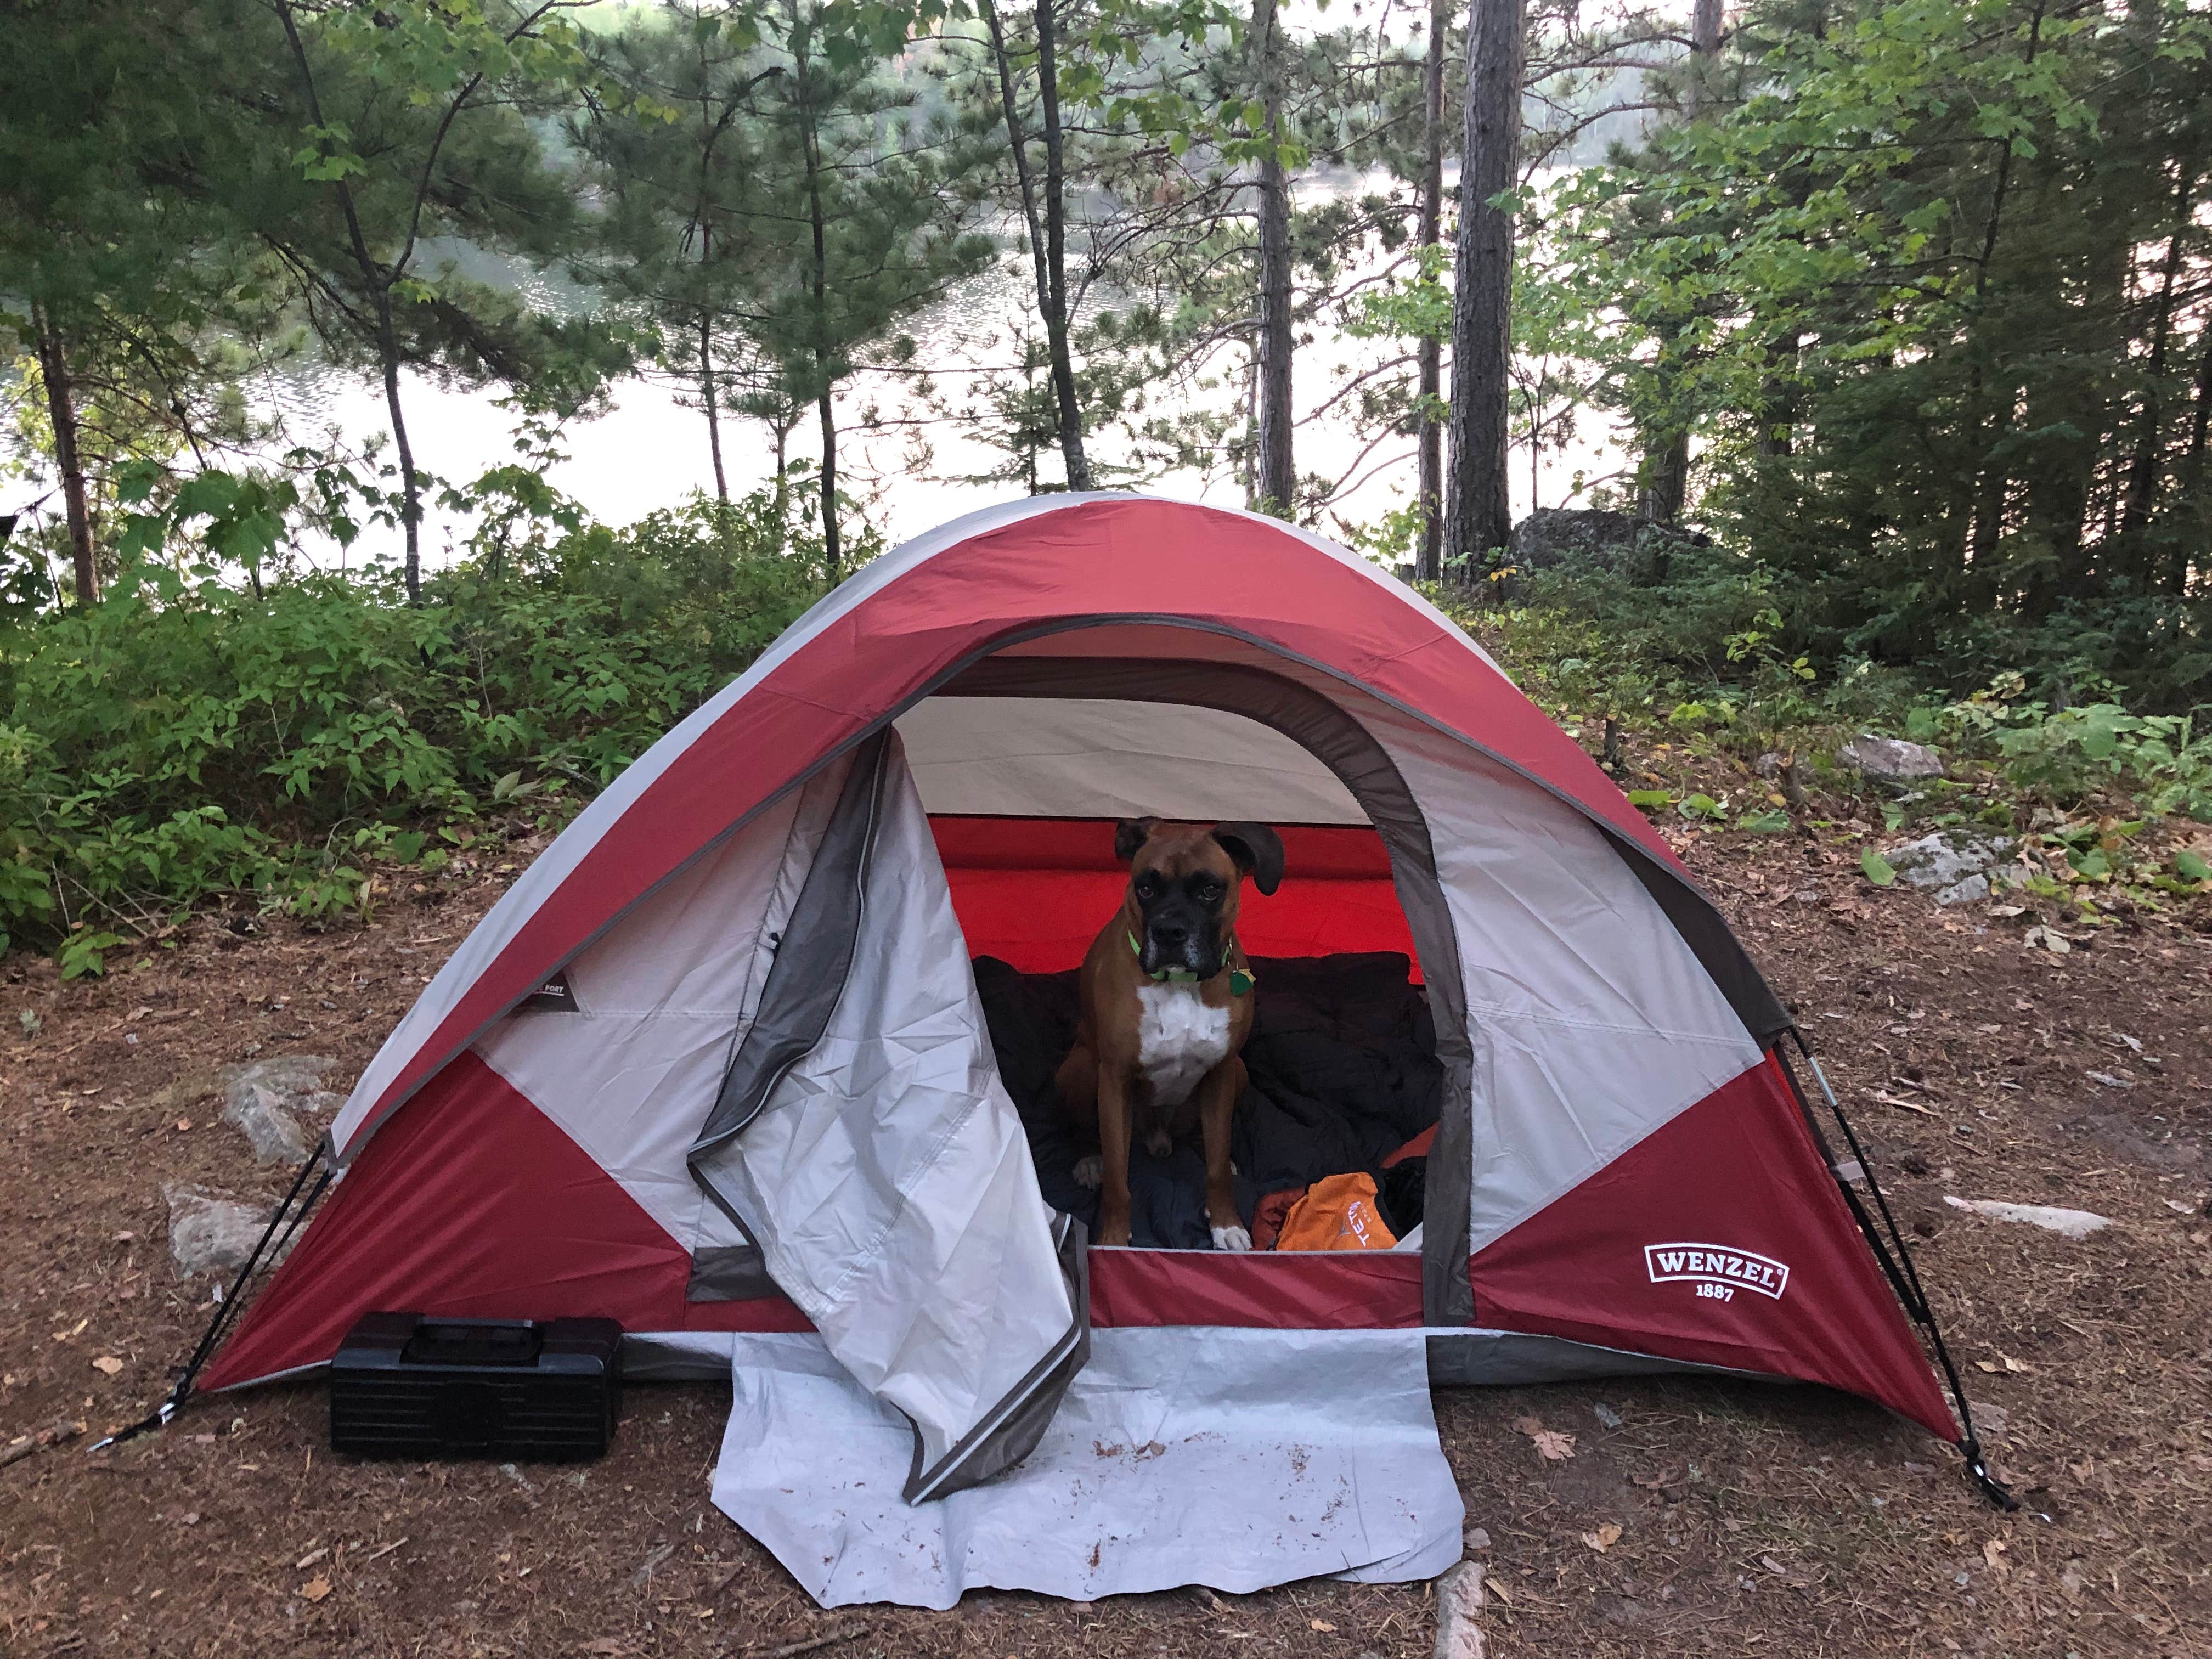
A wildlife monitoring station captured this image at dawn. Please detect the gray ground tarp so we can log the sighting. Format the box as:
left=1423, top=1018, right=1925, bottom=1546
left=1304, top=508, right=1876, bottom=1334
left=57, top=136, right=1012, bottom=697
left=709, top=1327, right=1465, bottom=1609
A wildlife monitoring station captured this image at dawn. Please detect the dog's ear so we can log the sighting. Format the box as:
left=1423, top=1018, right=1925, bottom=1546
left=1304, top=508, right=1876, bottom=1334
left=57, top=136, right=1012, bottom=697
left=1115, top=817, right=1161, bottom=864
left=1211, top=822, right=1284, bottom=896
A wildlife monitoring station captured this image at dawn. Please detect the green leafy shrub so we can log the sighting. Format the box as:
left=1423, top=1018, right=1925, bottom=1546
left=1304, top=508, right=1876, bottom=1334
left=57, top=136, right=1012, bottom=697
left=0, top=486, right=832, bottom=962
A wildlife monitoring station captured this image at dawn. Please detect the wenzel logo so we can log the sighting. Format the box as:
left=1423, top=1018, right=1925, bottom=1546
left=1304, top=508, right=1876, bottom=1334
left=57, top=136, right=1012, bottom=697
left=1644, top=1242, right=1791, bottom=1303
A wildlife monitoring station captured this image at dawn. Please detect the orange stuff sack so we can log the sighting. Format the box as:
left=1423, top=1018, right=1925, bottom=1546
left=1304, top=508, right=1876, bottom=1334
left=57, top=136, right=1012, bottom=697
left=1272, top=1173, right=1398, bottom=1252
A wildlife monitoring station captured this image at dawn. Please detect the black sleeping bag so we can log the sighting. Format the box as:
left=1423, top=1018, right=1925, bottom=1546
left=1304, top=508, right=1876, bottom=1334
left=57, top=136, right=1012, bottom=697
left=972, top=951, right=1444, bottom=1250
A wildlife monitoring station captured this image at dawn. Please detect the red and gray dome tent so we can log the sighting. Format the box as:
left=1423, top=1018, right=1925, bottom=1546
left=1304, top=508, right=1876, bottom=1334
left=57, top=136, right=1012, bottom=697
left=191, top=493, right=2001, bottom=1504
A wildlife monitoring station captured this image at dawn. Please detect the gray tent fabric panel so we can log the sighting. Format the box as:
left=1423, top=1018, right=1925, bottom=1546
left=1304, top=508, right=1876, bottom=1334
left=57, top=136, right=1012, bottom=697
left=687, top=731, right=1086, bottom=1504
left=907, top=1211, right=1091, bottom=1501
left=709, top=1327, right=1464, bottom=1607
left=936, top=657, right=1478, bottom=1329
left=692, top=731, right=890, bottom=1161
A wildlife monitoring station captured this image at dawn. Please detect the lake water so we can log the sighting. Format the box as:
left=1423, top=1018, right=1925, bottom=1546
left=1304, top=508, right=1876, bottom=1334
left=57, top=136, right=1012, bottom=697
left=262, top=189, right=1626, bottom=567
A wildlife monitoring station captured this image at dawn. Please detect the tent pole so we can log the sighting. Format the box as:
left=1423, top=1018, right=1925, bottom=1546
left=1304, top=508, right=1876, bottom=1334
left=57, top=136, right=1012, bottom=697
left=1776, top=1039, right=2022, bottom=1513
left=92, top=1149, right=332, bottom=1451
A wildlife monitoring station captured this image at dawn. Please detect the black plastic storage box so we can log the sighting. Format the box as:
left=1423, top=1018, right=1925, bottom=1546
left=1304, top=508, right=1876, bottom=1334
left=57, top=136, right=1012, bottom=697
left=330, top=1313, right=622, bottom=1460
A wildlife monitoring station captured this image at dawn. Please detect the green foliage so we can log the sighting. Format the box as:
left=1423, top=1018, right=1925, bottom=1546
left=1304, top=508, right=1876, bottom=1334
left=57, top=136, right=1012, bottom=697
left=1541, top=0, right=2212, bottom=710
left=0, top=485, right=830, bottom=958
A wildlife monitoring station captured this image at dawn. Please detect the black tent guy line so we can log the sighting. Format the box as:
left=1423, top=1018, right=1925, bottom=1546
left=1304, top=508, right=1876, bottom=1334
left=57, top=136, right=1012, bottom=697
left=92, top=1147, right=332, bottom=1452
left=1781, top=1036, right=2023, bottom=1514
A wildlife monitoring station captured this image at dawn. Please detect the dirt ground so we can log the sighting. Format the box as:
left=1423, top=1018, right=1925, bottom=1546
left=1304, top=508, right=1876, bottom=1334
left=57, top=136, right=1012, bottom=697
left=3, top=811, right=2208, bottom=1659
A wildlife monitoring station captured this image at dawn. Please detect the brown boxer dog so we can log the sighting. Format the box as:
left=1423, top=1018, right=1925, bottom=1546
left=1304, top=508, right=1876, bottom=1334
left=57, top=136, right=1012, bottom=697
left=1056, top=817, right=1284, bottom=1250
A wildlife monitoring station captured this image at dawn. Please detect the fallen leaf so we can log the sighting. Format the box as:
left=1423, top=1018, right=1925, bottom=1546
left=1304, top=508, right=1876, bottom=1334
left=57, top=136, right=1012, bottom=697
left=1983, top=1539, right=2010, bottom=1573
left=1582, top=1523, right=1622, bottom=1553
left=1486, top=1577, right=1514, bottom=1605
left=1974, top=1360, right=2000, bottom=1373
left=1510, top=1414, right=1547, bottom=1437
left=1532, top=1430, right=1577, bottom=1462
left=174, top=1118, right=193, bottom=1132
left=1309, top=1619, right=1336, bottom=1632
left=2001, top=1354, right=2032, bottom=1374
left=300, top=1576, right=331, bottom=1602
left=91, top=1356, right=124, bottom=1376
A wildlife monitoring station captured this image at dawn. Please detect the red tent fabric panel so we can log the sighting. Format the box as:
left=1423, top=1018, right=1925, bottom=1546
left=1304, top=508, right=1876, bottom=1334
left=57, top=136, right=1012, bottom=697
left=1091, top=1246, right=1424, bottom=1329
left=200, top=1055, right=810, bottom=1391
left=1466, top=1057, right=1957, bottom=1439
left=933, top=817, right=1421, bottom=975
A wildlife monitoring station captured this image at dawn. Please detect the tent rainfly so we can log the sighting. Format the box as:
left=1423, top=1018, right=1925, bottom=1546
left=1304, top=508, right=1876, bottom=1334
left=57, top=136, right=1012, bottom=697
left=198, top=493, right=1997, bottom=1508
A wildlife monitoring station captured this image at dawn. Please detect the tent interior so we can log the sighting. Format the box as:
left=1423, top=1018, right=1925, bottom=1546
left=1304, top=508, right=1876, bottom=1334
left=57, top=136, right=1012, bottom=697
left=896, top=686, right=1442, bottom=1255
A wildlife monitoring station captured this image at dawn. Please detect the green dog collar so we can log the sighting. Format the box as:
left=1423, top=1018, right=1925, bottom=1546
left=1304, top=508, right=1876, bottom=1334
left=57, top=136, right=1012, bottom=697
left=1128, top=931, right=1255, bottom=996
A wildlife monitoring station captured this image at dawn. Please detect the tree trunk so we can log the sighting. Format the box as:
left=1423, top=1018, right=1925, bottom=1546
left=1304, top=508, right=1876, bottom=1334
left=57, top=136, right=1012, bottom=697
left=1758, top=329, right=1798, bottom=458
left=374, top=293, right=424, bottom=603
left=816, top=382, right=839, bottom=579
left=1641, top=0, right=1723, bottom=525
left=983, top=0, right=1087, bottom=492
left=701, top=315, right=730, bottom=503
left=801, top=77, right=840, bottom=580
left=1251, top=0, right=1294, bottom=517
left=2120, top=169, right=2192, bottom=539
left=1442, top=0, right=1524, bottom=578
left=29, top=304, right=97, bottom=605
left=1032, top=0, right=1091, bottom=491
left=1688, top=0, right=1723, bottom=115
left=274, top=0, right=427, bottom=600
left=1962, top=1, right=2046, bottom=591
left=2175, top=324, right=2212, bottom=594
left=1415, top=0, right=1449, bottom=579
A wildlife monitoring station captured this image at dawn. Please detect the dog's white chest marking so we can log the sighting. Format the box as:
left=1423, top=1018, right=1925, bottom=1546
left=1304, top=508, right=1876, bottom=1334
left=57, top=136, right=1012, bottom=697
left=1133, top=981, right=1231, bottom=1105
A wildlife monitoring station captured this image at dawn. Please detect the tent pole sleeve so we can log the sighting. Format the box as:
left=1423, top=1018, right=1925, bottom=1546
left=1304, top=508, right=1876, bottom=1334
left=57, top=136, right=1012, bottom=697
left=1778, top=1039, right=2021, bottom=1513
left=93, top=1149, right=332, bottom=1449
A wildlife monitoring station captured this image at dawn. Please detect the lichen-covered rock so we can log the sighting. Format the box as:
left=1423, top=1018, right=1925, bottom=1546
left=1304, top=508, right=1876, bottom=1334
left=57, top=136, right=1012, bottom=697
left=163, top=1183, right=296, bottom=1277
left=1503, top=509, right=1711, bottom=590
left=219, top=1056, right=342, bottom=1164
left=1837, top=734, right=1945, bottom=782
left=1431, top=1559, right=1487, bottom=1659
left=1883, top=831, right=2016, bottom=902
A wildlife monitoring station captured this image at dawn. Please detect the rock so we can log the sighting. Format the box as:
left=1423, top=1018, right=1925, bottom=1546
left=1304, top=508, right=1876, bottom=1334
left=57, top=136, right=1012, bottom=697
left=219, top=1056, right=342, bottom=1164
left=1432, top=1560, right=1486, bottom=1659
left=1502, top=509, right=1711, bottom=591
left=1882, top=831, right=2016, bottom=902
left=164, top=1183, right=295, bottom=1277
left=1943, top=1196, right=2112, bottom=1240
left=1837, top=734, right=1945, bottom=782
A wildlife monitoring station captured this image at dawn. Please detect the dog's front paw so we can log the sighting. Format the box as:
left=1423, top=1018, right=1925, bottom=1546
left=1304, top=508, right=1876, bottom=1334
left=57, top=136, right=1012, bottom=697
left=1072, top=1154, right=1103, bottom=1189
left=1211, top=1224, right=1253, bottom=1252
